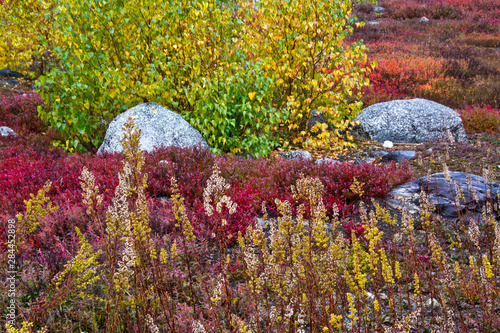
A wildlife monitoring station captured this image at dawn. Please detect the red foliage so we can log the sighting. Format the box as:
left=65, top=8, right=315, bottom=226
left=0, top=140, right=123, bottom=216
left=0, top=141, right=414, bottom=260
left=352, top=0, right=499, bottom=109
left=384, top=0, right=463, bottom=20
left=0, top=93, right=49, bottom=135
left=459, top=106, right=500, bottom=133
left=342, top=220, right=366, bottom=241
left=145, top=146, right=414, bottom=240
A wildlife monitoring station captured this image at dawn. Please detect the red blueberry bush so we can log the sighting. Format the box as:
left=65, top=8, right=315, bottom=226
left=0, top=136, right=414, bottom=260
left=459, top=105, right=500, bottom=133
left=146, top=145, right=413, bottom=241
left=0, top=93, right=49, bottom=135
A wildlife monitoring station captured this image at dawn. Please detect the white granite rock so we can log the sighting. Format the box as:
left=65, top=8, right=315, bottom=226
left=98, top=103, right=210, bottom=154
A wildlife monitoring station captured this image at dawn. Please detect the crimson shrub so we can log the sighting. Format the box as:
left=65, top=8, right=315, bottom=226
left=1, top=140, right=413, bottom=256
left=0, top=93, right=48, bottom=134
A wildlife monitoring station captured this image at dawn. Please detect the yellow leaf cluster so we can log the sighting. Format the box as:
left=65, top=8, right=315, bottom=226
left=0, top=0, right=64, bottom=77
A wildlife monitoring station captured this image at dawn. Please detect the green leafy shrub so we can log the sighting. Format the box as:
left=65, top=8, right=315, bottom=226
left=185, top=60, right=289, bottom=157
left=33, top=0, right=370, bottom=155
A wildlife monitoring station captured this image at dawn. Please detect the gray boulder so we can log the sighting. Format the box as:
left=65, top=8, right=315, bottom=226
left=388, top=171, right=500, bottom=221
left=97, top=102, right=210, bottom=154
left=0, top=126, right=18, bottom=137
left=278, top=150, right=312, bottom=160
left=353, top=99, right=467, bottom=143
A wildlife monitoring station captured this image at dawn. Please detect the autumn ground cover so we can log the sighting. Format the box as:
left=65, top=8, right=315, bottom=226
left=353, top=0, right=499, bottom=110
left=1, top=0, right=500, bottom=332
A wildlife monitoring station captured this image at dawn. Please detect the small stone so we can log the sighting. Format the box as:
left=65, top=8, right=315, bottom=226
left=373, top=6, right=386, bottom=13
left=420, top=16, right=429, bottom=22
left=278, top=150, right=312, bottom=160
left=425, top=297, right=441, bottom=308
left=371, top=151, right=389, bottom=157
left=308, top=109, right=332, bottom=131
left=315, top=158, right=340, bottom=165
left=367, top=21, right=380, bottom=25
left=0, top=126, right=18, bottom=137
left=257, top=217, right=267, bottom=229
left=383, top=140, right=393, bottom=148
left=366, top=292, right=388, bottom=301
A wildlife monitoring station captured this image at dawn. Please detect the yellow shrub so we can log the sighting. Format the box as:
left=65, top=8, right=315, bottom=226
left=0, top=0, right=62, bottom=78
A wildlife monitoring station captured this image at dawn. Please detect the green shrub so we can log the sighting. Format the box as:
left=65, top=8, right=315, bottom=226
left=32, top=0, right=370, bottom=155
left=185, top=59, right=289, bottom=157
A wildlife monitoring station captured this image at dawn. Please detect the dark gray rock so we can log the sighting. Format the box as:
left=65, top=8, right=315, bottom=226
left=97, top=102, right=210, bottom=154
left=0, top=69, right=22, bottom=78
left=353, top=99, right=467, bottom=143
left=257, top=217, right=267, bottom=229
left=307, top=109, right=333, bottom=132
left=0, top=79, right=19, bottom=86
left=0, top=126, right=18, bottom=137
left=381, top=150, right=416, bottom=163
left=388, top=171, right=500, bottom=221
left=278, top=150, right=312, bottom=160
left=371, top=151, right=389, bottom=157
